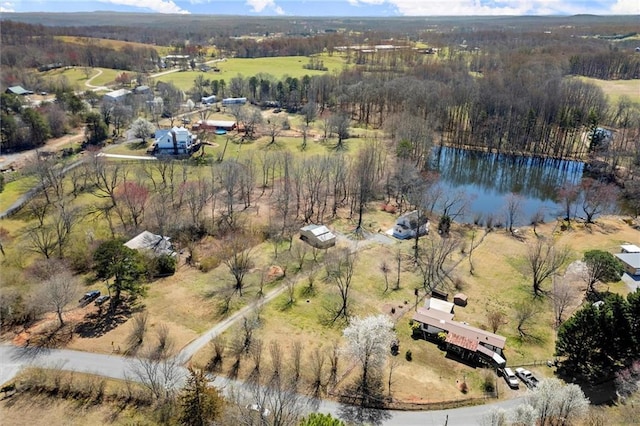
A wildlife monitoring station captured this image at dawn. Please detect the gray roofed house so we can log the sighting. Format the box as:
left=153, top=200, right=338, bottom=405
left=6, top=86, right=33, bottom=96
left=615, top=252, right=640, bottom=276
left=124, top=231, right=175, bottom=257
left=103, top=88, right=132, bottom=103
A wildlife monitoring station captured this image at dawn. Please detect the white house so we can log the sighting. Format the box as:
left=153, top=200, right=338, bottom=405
left=300, top=224, right=336, bottom=249
left=392, top=210, right=429, bottom=239
left=154, top=126, right=196, bottom=155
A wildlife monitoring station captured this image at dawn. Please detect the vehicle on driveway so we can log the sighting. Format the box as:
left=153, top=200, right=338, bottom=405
left=79, top=290, right=100, bottom=305
left=95, top=295, right=110, bottom=306
left=501, top=367, right=520, bottom=389
left=515, top=367, right=539, bottom=388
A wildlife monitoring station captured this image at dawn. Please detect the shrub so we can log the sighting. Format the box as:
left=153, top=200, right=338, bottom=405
left=155, top=254, right=177, bottom=276
left=405, top=350, right=412, bottom=361
left=198, top=255, right=221, bottom=272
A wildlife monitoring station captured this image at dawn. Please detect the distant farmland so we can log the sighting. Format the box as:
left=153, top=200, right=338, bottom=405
left=155, top=55, right=348, bottom=90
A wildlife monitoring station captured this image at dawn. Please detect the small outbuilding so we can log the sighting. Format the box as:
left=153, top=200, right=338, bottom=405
left=454, top=293, right=468, bottom=307
left=103, top=88, right=132, bottom=103
left=300, top=224, right=336, bottom=249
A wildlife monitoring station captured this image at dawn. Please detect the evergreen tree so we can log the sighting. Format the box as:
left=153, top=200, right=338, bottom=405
left=178, top=367, right=224, bottom=426
left=93, top=239, right=146, bottom=310
left=556, top=290, right=640, bottom=383
left=299, top=413, right=345, bottom=426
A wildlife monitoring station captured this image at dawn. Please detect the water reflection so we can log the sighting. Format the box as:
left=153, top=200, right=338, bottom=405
left=430, top=146, right=585, bottom=223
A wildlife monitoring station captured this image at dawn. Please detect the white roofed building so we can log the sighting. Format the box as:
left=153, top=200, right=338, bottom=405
left=300, top=224, right=336, bottom=249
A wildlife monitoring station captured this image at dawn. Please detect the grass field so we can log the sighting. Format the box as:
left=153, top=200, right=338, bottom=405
left=55, top=35, right=173, bottom=56
left=154, top=55, right=348, bottom=91
left=575, top=76, right=640, bottom=104
left=39, top=67, right=127, bottom=90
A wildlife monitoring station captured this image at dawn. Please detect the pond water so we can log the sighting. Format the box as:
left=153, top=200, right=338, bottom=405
left=429, top=146, right=585, bottom=225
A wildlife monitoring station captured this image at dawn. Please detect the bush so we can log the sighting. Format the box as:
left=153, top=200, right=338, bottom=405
left=155, top=254, right=177, bottom=276
left=481, top=369, right=496, bottom=393
left=198, top=255, right=220, bottom=272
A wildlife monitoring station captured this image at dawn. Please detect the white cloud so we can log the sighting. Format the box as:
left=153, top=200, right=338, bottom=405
left=246, top=0, right=285, bottom=14
left=99, top=0, right=190, bottom=14
left=611, top=0, right=640, bottom=14
left=0, top=1, right=15, bottom=12
left=347, top=0, right=631, bottom=15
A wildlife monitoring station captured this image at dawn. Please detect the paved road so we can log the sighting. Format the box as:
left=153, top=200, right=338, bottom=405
left=0, top=343, right=522, bottom=425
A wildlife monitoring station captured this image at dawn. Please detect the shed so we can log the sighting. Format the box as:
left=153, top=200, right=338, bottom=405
left=454, top=293, right=468, bottom=307
left=300, top=224, right=336, bottom=249
left=621, top=244, right=640, bottom=253
left=124, top=231, right=175, bottom=257
left=431, top=288, right=448, bottom=301
left=134, top=85, right=152, bottom=95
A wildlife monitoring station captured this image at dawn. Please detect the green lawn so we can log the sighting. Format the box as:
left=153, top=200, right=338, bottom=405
left=39, top=67, right=127, bottom=91
left=155, top=55, right=348, bottom=91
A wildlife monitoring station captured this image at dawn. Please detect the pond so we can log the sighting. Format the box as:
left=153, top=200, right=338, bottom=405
left=429, top=146, right=585, bottom=225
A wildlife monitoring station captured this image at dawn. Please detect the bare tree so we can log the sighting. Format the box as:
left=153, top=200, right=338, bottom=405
left=248, top=338, right=263, bottom=384
left=222, top=235, right=254, bottom=296
left=208, top=336, right=226, bottom=372
left=486, top=308, right=507, bottom=334
left=351, top=144, right=378, bottom=235
left=526, top=239, right=570, bottom=296
left=387, top=356, right=401, bottom=399
left=504, top=192, right=523, bottom=234
left=416, top=235, right=459, bottom=292
left=40, top=268, right=78, bottom=326
left=556, top=183, right=580, bottom=226
left=580, top=178, right=619, bottom=224
left=380, top=260, right=390, bottom=293
left=128, top=348, right=183, bottom=401
left=270, top=341, right=283, bottom=385
left=324, top=248, right=357, bottom=323
left=127, top=312, right=148, bottom=352
left=330, top=112, right=350, bottom=150
left=310, top=347, right=326, bottom=397
left=291, top=341, right=303, bottom=388
left=551, top=277, right=579, bottom=328
left=514, top=301, right=539, bottom=339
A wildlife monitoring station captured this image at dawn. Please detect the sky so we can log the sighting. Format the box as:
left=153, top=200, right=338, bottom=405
left=0, top=0, right=638, bottom=16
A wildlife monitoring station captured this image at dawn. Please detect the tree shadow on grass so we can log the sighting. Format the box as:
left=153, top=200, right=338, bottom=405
left=74, top=303, right=138, bottom=338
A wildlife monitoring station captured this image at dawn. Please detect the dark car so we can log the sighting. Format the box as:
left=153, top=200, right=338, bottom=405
left=95, top=295, right=110, bottom=306
left=79, top=290, right=100, bottom=304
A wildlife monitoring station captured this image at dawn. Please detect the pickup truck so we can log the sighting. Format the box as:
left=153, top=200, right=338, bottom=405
left=515, top=367, right=539, bottom=388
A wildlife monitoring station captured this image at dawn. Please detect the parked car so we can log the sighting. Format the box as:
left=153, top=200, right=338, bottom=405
left=501, top=367, right=519, bottom=389
left=515, top=367, right=539, bottom=388
left=79, top=290, right=100, bottom=304
left=95, top=295, right=110, bottom=306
